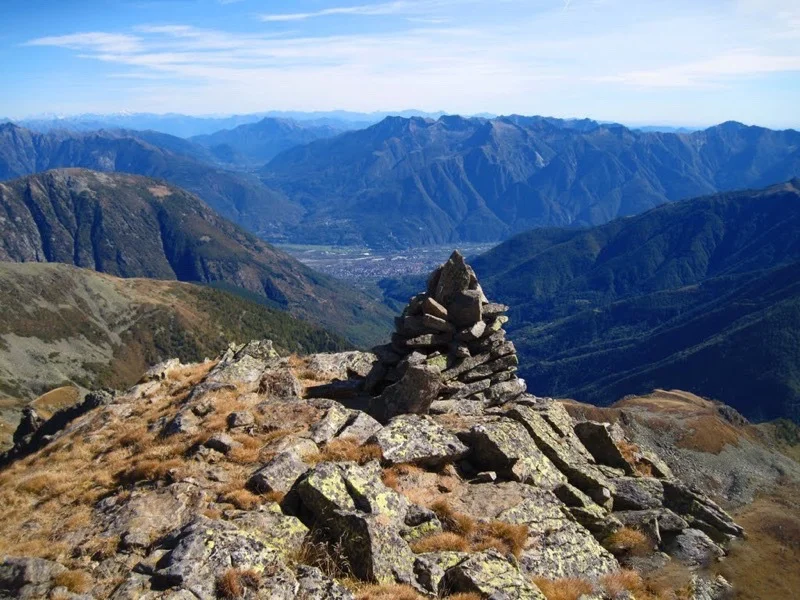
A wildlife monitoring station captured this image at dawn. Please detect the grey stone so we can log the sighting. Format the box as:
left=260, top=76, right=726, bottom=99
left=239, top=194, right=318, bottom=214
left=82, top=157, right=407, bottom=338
left=226, top=410, right=255, bottom=429
left=448, top=289, right=484, bottom=327
left=371, top=365, right=442, bottom=422
left=664, top=529, right=725, bottom=566
left=423, top=313, right=455, bottom=333
left=248, top=451, right=309, bottom=494
left=371, top=414, right=468, bottom=467
left=574, top=421, right=636, bottom=474
left=433, top=251, right=473, bottom=306
left=442, top=550, right=547, bottom=599
left=203, top=433, right=241, bottom=454
left=612, top=477, right=665, bottom=510
left=336, top=412, right=383, bottom=445
left=295, top=566, right=355, bottom=599
left=423, top=297, right=448, bottom=320
left=309, top=404, right=352, bottom=444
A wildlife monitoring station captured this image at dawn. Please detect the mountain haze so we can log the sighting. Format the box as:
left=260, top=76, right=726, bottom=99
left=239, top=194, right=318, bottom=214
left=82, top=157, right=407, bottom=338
left=190, top=117, right=348, bottom=166
left=261, top=116, right=800, bottom=247
left=467, top=180, right=800, bottom=422
left=0, top=169, right=391, bottom=345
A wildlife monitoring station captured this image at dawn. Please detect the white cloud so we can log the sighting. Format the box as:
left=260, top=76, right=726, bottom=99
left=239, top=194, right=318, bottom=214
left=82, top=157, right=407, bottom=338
left=25, top=32, right=143, bottom=54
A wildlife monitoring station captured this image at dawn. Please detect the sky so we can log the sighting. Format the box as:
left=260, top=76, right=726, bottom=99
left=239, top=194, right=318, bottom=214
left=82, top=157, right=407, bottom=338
left=1, top=0, right=799, bottom=127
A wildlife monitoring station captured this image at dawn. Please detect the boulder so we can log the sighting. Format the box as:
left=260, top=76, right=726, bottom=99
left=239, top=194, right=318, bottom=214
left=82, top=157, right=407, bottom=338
left=258, top=365, right=303, bottom=400
left=612, top=476, right=665, bottom=511
left=13, top=407, right=44, bottom=445
left=370, top=414, right=468, bottom=467
left=498, top=491, right=619, bottom=579
left=306, top=351, right=377, bottom=380
left=247, top=451, right=309, bottom=494
left=462, top=420, right=566, bottom=488
left=309, top=404, right=352, bottom=444
left=295, top=566, right=355, bottom=599
left=662, top=480, right=744, bottom=539
left=574, top=421, right=635, bottom=474
left=423, top=297, right=448, bottom=320
left=203, top=433, right=241, bottom=454
left=414, top=551, right=468, bottom=595
left=664, top=528, right=725, bottom=566
left=442, top=550, right=547, bottom=599
left=153, top=517, right=296, bottom=600
left=336, top=412, right=383, bottom=445
left=370, top=365, right=442, bottom=422
left=0, top=557, right=67, bottom=600
left=226, top=411, right=255, bottom=429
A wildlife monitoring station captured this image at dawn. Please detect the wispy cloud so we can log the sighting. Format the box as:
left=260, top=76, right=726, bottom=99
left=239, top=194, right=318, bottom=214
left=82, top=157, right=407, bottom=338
left=260, top=1, right=424, bottom=22
left=14, top=0, right=800, bottom=125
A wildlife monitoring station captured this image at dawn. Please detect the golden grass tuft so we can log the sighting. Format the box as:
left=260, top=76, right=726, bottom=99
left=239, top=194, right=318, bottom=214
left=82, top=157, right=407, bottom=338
left=219, top=488, right=263, bottom=510
left=410, top=531, right=469, bottom=553
left=290, top=534, right=351, bottom=580
left=532, top=577, right=596, bottom=600
left=603, top=526, right=652, bottom=556
left=423, top=498, right=528, bottom=558
left=381, top=463, right=424, bottom=490
left=351, top=583, right=425, bottom=600
left=53, top=570, right=93, bottom=594
left=215, top=568, right=263, bottom=599
left=306, top=438, right=382, bottom=465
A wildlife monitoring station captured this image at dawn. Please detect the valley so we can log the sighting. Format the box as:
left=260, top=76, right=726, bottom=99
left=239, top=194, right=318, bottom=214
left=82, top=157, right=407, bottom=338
left=279, top=243, right=495, bottom=281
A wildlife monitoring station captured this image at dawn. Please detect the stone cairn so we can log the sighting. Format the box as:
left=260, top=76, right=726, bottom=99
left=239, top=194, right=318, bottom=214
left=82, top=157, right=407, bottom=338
left=367, top=250, right=526, bottom=421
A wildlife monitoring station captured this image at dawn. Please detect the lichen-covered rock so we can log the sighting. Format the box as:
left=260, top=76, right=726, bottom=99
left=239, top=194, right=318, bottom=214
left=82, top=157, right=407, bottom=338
left=306, top=351, right=377, bottom=380
left=664, top=528, right=725, bottom=566
left=226, top=410, right=255, bottom=429
left=228, top=506, right=308, bottom=557
left=328, top=510, right=417, bottom=584
left=258, top=365, right=303, bottom=400
left=338, top=461, right=409, bottom=521
left=691, top=574, right=734, bottom=600
left=662, top=480, right=744, bottom=539
left=414, top=552, right=468, bottom=595
left=506, top=404, right=613, bottom=505
left=442, top=550, right=547, bottom=599
left=371, top=414, right=468, bottom=467
left=615, top=509, right=689, bottom=540
left=247, top=451, right=309, bottom=494
left=295, top=566, right=355, bottom=599
left=162, top=411, right=199, bottom=436
left=612, top=477, right=665, bottom=510
left=152, top=517, right=296, bottom=600
left=497, top=491, right=619, bottom=579
left=574, top=421, right=635, bottom=474
left=371, top=364, right=442, bottom=422
left=206, top=340, right=277, bottom=386
left=463, top=420, right=566, bottom=488
left=309, top=404, right=352, bottom=444
left=294, top=462, right=357, bottom=521
left=336, top=412, right=383, bottom=445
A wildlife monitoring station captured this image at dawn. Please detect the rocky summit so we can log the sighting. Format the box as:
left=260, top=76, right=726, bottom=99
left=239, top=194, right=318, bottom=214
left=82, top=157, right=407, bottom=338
left=0, top=254, right=746, bottom=600
left=367, top=251, right=524, bottom=421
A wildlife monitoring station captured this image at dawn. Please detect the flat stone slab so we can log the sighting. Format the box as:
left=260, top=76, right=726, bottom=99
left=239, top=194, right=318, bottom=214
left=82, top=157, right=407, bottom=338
left=370, top=414, right=468, bottom=467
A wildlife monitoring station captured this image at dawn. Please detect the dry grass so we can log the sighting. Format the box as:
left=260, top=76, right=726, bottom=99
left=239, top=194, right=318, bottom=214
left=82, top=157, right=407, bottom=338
left=53, top=570, right=92, bottom=594
left=714, top=484, right=800, bottom=600
left=602, top=570, right=645, bottom=597
left=600, top=567, right=693, bottom=600
left=351, top=583, right=425, bottom=600
left=425, top=499, right=528, bottom=558
left=532, top=577, right=595, bottom=600
left=381, top=463, right=425, bottom=490
left=675, top=415, right=742, bottom=454
left=410, top=531, right=469, bottom=553
left=603, top=527, right=652, bottom=556
left=290, top=533, right=351, bottom=580
left=306, top=438, right=383, bottom=465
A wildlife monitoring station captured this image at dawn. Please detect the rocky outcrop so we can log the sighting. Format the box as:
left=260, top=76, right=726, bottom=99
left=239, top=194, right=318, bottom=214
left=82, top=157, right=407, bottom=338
left=0, top=252, right=748, bottom=599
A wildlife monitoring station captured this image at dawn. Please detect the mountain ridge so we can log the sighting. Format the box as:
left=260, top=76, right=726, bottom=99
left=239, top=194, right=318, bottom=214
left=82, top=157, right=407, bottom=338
left=260, top=116, right=800, bottom=247
left=0, top=169, right=392, bottom=346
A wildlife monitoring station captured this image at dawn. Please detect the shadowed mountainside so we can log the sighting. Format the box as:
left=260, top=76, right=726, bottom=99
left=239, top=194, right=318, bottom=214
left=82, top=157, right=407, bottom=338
left=0, top=169, right=392, bottom=346
left=467, top=180, right=800, bottom=422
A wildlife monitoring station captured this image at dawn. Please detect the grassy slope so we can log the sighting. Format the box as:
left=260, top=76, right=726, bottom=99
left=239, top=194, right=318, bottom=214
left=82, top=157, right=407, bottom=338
left=0, top=262, right=350, bottom=445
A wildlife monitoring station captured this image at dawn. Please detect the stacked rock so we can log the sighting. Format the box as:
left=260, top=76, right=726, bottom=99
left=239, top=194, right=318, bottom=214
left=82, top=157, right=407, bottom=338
left=367, top=250, right=526, bottom=421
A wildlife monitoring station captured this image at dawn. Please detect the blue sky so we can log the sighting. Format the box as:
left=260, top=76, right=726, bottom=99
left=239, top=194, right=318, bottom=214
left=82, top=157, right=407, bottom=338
left=1, top=0, right=799, bottom=127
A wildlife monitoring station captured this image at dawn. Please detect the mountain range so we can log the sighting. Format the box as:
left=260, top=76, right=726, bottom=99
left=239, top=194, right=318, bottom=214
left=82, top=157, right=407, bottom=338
left=0, top=169, right=391, bottom=346
left=261, top=116, right=800, bottom=248
left=462, top=180, right=800, bottom=422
